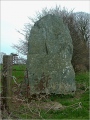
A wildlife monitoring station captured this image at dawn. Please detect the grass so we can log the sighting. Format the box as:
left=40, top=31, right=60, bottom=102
left=12, top=64, right=26, bottom=84
left=75, top=72, right=89, bottom=83
left=41, top=91, right=89, bottom=119
left=1, top=65, right=89, bottom=119
left=42, top=72, right=89, bottom=119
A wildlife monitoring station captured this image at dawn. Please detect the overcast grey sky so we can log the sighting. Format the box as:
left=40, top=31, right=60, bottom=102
left=1, top=0, right=90, bottom=55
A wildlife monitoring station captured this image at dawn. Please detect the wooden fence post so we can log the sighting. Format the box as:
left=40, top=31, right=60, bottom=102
left=1, top=55, right=13, bottom=113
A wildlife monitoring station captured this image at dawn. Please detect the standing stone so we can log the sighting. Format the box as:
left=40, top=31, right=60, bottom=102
left=27, top=14, right=76, bottom=95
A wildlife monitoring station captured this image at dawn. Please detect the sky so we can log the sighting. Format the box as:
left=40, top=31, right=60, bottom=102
left=1, top=0, right=90, bottom=55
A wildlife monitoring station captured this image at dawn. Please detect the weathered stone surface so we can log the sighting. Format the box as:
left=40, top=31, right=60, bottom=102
left=27, top=14, right=76, bottom=95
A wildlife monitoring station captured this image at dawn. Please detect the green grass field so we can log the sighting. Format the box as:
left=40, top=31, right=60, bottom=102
left=1, top=64, right=89, bottom=119
left=41, top=72, right=89, bottom=119
left=12, top=64, right=26, bottom=83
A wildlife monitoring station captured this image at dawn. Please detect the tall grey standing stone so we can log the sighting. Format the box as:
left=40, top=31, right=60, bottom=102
left=27, top=14, right=76, bottom=95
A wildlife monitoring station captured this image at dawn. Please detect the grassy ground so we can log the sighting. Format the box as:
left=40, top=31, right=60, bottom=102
left=12, top=64, right=26, bottom=83
left=41, top=72, right=89, bottom=119
left=1, top=65, right=89, bottom=119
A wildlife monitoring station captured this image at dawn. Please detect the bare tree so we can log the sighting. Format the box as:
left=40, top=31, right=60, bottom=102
left=74, top=12, right=90, bottom=42
left=12, top=6, right=89, bottom=72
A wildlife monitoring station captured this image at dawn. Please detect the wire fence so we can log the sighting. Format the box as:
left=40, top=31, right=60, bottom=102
left=0, top=55, right=30, bottom=118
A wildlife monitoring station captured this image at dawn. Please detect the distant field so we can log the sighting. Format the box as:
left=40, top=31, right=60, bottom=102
left=0, top=64, right=26, bottom=82
left=12, top=64, right=26, bottom=83
left=0, top=64, right=26, bottom=92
